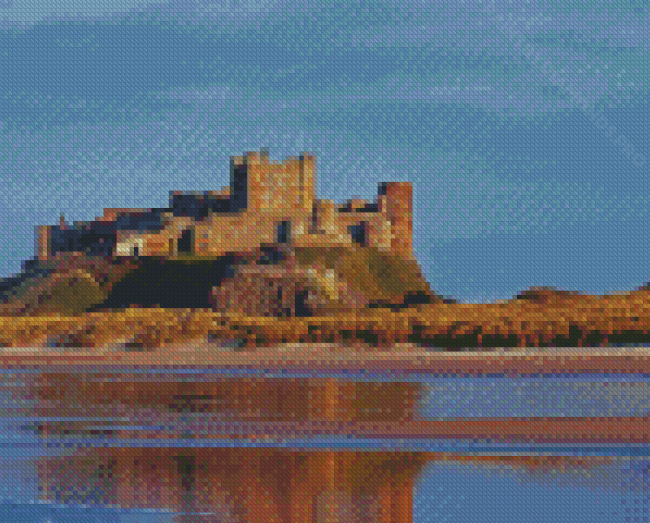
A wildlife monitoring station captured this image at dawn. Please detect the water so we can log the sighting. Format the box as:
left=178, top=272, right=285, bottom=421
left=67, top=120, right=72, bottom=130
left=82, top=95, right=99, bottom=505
left=0, top=366, right=647, bottom=522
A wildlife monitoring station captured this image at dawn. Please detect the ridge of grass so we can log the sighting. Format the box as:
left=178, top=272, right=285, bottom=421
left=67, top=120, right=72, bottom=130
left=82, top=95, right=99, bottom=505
left=2, top=251, right=650, bottom=350
left=2, top=290, right=650, bottom=349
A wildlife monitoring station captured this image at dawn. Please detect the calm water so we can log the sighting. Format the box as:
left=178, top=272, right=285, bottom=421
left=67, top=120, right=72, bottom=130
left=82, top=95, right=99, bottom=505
left=0, top=366, right=647, bottom=522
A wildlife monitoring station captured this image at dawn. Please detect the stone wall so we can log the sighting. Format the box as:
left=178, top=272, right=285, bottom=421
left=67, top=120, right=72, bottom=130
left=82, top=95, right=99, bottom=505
left=35, top=151, right=415, bottom=263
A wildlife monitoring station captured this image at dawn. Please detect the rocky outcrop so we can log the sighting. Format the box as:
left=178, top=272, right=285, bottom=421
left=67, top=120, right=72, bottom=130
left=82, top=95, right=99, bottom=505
left=514, top=286, right=584, bottom=305
left=211, top=268, right=328, bottom=318
left=210, top=246, right=365, bottom=317
left=209, top=244, right=438, bottom=318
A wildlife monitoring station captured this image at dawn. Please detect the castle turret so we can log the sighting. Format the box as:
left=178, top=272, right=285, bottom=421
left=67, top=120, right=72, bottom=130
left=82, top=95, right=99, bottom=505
left=378, top=182, right=413, bottom=259
left=229, top=151, right=263, bottom=212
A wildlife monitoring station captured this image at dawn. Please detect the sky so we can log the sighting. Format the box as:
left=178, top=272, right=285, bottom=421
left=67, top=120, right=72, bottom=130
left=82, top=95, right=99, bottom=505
left=0, top=0, right=648, bottom=304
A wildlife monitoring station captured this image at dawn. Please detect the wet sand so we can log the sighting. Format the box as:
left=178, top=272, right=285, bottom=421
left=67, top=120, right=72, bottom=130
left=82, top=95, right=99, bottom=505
left=1, top=343, right=650, bottom=374
left=5, top=344, right=650, bottom=447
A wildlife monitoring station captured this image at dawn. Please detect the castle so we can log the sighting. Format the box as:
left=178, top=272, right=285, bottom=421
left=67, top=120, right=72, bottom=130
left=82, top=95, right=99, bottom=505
left=36, top=150, right=414, bottom=263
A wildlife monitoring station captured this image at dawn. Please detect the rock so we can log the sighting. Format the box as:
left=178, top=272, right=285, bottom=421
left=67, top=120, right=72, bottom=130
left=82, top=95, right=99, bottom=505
left=514, top=286, right=583, bottom=304
left=210, top=246, right=362, bottom=317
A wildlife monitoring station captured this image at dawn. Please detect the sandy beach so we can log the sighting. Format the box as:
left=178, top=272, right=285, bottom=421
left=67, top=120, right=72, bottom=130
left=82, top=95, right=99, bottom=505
left=2, top=343, right=650, bottom=374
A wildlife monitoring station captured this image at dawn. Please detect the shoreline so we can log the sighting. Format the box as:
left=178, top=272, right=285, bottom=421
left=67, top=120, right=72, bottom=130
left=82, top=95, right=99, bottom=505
left=2, top=344, right=650, bottom=373
left=7, top=344, right=650, bottom=444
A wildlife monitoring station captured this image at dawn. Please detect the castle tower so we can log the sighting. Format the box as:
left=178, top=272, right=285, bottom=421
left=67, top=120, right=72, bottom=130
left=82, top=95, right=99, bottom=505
left=230, top=150, right=271, bottom=213
left=230, top=150, right=316, bottom=216
left=378, top=182, right=413, bottom=259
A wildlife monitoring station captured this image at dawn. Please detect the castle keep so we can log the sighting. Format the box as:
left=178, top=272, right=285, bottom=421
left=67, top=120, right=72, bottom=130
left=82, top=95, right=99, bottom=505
left=37, top=151, right=414, bottom=263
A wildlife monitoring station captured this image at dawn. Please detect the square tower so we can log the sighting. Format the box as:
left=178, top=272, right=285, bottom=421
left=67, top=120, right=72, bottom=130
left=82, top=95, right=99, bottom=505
left=230, top=150, right=316, bottom=221
left=378, top=182, right=414, bottom=259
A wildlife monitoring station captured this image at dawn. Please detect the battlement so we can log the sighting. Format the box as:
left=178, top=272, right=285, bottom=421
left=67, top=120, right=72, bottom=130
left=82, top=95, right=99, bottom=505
left=231, top=150, right=316, bottom=214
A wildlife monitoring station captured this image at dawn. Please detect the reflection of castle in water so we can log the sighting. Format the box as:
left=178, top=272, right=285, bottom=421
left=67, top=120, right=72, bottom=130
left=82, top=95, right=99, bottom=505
left=28, top=369, right=637, bottom=522
left=39, top=448, right=426, bottom=523
left=37, top=448, right=617, bottom=523
left=33, top=374, right=426, bottom=522
left=19, top=367, right=644, bottom=522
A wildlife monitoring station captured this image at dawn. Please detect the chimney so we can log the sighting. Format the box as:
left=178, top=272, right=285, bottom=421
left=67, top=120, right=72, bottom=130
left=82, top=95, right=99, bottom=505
left=378, top=182, right=413, bottom=259
left=59, top=214, right=69, bottom=230
left=37, top=225, right=52, bottom=262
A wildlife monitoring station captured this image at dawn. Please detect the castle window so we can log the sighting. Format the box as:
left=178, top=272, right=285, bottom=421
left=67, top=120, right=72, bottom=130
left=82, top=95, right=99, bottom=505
left=295, top=289, right=312, bottom=317
left=259, top=246, right=283, bottom=265
left=348, top=222, right=368, bottom=246
left=178, top=229, right=194, bottom=254
left=276, top=221, right=291, bottom=244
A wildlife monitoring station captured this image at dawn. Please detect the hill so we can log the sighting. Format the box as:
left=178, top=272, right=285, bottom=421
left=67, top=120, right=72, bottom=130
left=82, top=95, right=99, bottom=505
left=3, top=253, right=650, bottom=350
left=0, top=242, right=443, bottom=319
left=2, top=149, right=649, bottom=350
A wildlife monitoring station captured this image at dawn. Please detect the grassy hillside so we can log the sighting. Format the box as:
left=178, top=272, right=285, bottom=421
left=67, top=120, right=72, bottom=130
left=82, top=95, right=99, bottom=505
left=293, top=245, right=440, bottom=307
left=2, top=287, right=650, bottom=349
left=0, top=245, right=438, bottom=318
left=3, top=251, right=650, bottom=350
left=0, top=253, right=140, bottom=317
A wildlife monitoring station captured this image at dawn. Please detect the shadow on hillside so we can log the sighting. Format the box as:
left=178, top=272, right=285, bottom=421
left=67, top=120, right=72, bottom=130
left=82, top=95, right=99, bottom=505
left=0, top=257, right=54, bottom=304
left=86, top=255, right=238, bottom=313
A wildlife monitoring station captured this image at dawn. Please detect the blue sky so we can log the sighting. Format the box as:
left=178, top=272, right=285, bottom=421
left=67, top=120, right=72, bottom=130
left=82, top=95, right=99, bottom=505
left=0, top=0, right=647, bottom=303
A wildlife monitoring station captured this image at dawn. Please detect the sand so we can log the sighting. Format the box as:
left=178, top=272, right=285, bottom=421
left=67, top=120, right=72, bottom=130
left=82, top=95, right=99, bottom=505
left=1, top=343, right=650, bottom=374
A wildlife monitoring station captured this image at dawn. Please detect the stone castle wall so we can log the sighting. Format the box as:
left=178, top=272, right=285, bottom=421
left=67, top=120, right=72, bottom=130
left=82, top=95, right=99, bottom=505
left=36, top=151, right=414, bottom=262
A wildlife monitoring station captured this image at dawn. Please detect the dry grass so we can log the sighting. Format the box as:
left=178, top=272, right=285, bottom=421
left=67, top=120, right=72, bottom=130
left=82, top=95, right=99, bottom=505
left=1, top=249, right=649, bottom=350
left=1, top=288, right=650, bottom=349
